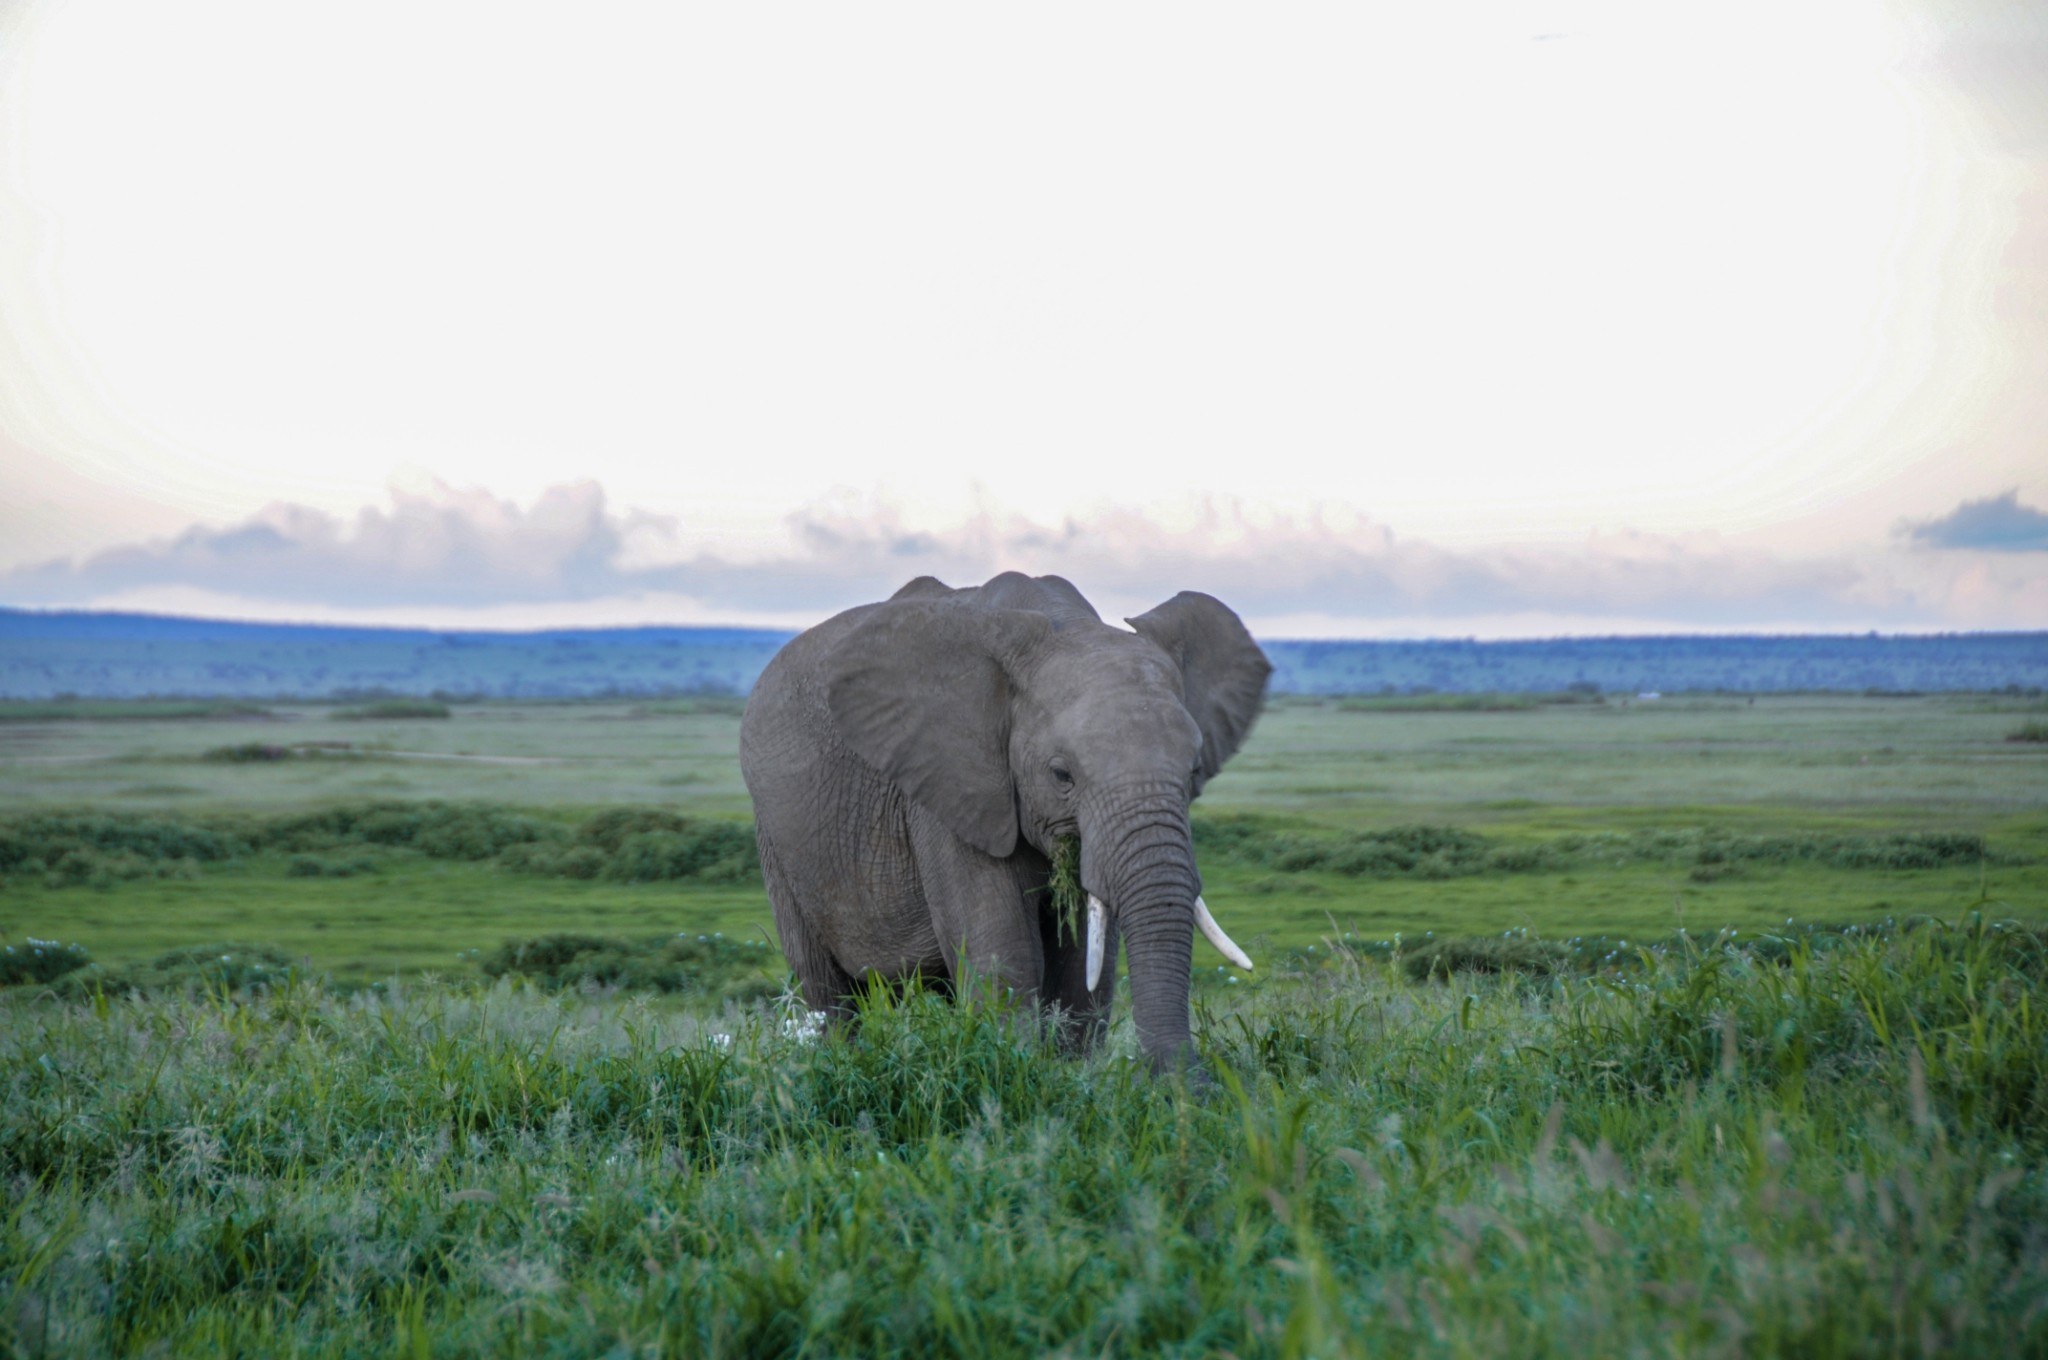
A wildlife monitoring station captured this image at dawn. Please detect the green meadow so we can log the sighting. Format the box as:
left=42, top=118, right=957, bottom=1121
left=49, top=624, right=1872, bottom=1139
left=2, top=692, right=2045, bottom=1355
left=1, top=692, right=2041, bottom=979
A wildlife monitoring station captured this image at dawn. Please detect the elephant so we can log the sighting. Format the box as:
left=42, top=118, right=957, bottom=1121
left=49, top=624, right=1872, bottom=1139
left=739, top=571, right=1271, bottom=1072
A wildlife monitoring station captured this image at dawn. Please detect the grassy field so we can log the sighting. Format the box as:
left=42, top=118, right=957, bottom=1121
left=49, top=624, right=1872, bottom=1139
left=2, top=693, right=2044, bottom=1355
left=5, top=918, right=2046, bottom=1356
left=0, top=693, right=2041, bottom=980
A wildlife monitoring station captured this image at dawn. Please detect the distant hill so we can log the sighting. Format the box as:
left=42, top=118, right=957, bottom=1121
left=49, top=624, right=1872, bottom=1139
left=1, top=608, right=2043, bottom=699
left=1263, top=633, right=2048, bottom=696
left=0, top=610, right=794, bottom=701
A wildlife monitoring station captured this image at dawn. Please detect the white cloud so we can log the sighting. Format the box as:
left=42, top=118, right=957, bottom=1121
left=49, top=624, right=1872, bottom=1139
left=6, top=479, right=2043, bottom=635
left=4, top=479, right=633, bottom=606
left=1902, top=489, right=2048, bottom=552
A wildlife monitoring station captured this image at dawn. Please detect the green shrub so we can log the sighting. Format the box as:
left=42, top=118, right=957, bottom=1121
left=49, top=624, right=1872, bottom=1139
left=483, top=933, right=618, bottom=977
left=55, top=943, right=304, bottom=997
left=333, top=700, right=450, bottom=720
left=0, top=699, right=272, bottom=722
left=603, top=825, right=757, bottom=883
left=484, top=812, right=757, bottom=882
left=0, top=813, right=245, bottom=871
left=0, top=938, right=92, bottom=986
left=253, top=801, right=558, bottom=860
left=202, top=741, right=295, bottom=762
left=0, top=802, right=1993, bottom=896
left=1824, top=832, right=1987, bottom=869
left=1192, top=814, right=1994, bottom=882
left=40, top=848, right=101, bottom=888
left=1484, top=843, right=1560, bottom=873
left=2006, top=720, right=2048, bottom=743
left=41, top=847, right=192, bottom=889
left=574, top=807, right=693, bottom=852
left=285, top=854, right=381, bottom=879
left=1399, top=934, right=1574, bottom=980
left=481, top=931, right=779, bottom=1000
left=1196, top=816, right=1495, bottom=878
left=6, top=822, right=214, bottom=888
left=413, top=807, right=553, bottom=860
left=0, top=803, right=765, bottom=886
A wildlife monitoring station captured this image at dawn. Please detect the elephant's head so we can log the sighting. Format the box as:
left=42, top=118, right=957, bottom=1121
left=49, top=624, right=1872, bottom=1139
left=822, top=572, right=1271, bottom=1070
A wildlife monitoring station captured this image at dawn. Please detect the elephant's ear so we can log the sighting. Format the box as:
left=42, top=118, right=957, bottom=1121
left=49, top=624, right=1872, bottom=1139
left=825, top=600, right=1052, bottom=858
left=1126, top=592, right=1272, bottom=784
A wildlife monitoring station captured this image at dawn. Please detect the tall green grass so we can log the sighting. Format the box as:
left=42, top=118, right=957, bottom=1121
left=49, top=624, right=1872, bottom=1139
left=3, top=913, right=2042, bottom=1356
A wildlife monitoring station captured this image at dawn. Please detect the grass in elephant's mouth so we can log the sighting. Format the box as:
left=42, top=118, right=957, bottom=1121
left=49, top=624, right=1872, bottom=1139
left=3, top=911, right=2044, bottom=1356
left=1049, top=833, right=1084, bottom=945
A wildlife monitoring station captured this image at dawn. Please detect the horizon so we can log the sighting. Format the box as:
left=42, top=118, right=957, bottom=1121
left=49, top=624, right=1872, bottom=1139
left=9, top=602, right=2045, bottom=703
left=6, top=599, right=2046, bottom=647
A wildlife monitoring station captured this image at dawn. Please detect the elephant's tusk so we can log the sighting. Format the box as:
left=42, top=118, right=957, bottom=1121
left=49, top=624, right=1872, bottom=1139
left=1195, top=895, right=1254, bottom=971
left=1085, top=894, right=1109, bottom=992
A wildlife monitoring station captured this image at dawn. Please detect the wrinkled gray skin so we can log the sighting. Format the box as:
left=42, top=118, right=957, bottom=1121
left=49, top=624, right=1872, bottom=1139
left=740, top=572, right=1271, bottom=1072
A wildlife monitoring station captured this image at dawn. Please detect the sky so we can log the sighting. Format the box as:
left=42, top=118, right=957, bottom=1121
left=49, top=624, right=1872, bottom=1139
left=1, top=0, right=2044, bottom=637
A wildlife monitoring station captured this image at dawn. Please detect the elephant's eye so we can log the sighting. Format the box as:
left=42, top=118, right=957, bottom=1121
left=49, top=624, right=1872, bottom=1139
left=1050, top=761, right=1074, bottom=786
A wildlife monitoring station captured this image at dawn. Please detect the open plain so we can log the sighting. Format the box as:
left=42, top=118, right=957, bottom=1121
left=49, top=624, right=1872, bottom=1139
left=2, top=692, right=2045, bottom=1355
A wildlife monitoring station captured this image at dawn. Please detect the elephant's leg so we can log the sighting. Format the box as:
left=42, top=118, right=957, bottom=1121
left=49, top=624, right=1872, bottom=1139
left=757, top=827, right=856, bottom=1024
left=905, top=805, right=1043, bottom=1012
left=1041, top=908, right=1119, bottom=1055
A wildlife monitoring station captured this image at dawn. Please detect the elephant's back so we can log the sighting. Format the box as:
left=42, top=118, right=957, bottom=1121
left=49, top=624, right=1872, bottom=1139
left=740, top=602, right=881, bottom=796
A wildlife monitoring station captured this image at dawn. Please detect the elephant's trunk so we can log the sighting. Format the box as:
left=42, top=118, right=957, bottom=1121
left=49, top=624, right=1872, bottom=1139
left=1080, top=782, right=1203, bottom=1073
